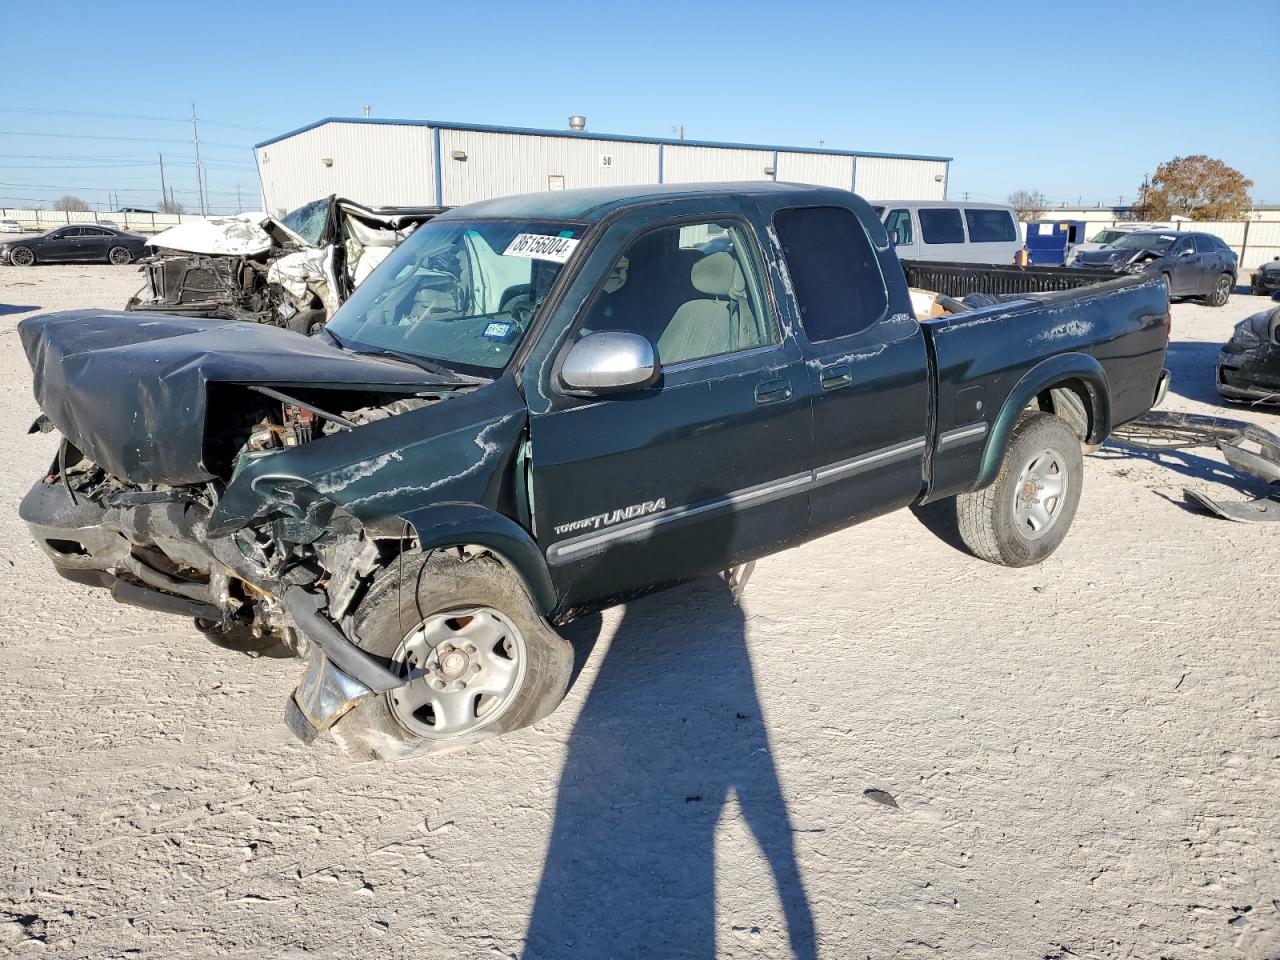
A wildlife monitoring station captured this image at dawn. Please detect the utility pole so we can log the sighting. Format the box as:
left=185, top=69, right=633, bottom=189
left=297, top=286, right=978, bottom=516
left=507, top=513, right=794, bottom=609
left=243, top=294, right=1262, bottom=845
left=236, top=181, right=243, bottom=213
left=363, top=104, right=372, bottom=118
left=202, top=165, right=211, bottom=215
left=962, top=191, right=970, bottom=201
left=191, top=102, right=207, bottom=216
left=159, top=152, right=168, bottom=211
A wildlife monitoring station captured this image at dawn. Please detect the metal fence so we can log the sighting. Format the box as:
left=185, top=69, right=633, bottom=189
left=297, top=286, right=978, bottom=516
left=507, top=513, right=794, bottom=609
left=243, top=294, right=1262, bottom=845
left=1022, top=216, right=1280, bottom=272
left=0, top=209, right=212, bottom=234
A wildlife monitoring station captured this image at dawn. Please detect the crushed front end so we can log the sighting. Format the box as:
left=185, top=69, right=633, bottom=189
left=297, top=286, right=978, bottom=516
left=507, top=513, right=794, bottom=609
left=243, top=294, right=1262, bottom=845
left=16, top=309, right=495, bottom=743
left=1218, top=305, right=1280, bottom=403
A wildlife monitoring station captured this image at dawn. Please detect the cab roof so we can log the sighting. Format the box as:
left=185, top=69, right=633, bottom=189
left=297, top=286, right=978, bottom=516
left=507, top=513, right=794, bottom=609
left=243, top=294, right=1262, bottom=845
left=438, top=181, right=858, bottom=223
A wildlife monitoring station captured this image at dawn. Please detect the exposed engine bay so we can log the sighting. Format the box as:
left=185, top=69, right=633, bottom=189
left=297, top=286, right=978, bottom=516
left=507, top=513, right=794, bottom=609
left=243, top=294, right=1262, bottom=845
left=124, top=196, right=445, bottom=333
left=26, top=383, right=457, bottom=657
left=18, top=309, right=482, bottom=659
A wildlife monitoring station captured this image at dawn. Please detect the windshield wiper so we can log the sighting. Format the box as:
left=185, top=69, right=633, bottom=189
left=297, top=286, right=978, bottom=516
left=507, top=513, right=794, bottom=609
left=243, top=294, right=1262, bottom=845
left=318, top=326, right=344, bottom=349
left=347, top=347, right=466, bottom=380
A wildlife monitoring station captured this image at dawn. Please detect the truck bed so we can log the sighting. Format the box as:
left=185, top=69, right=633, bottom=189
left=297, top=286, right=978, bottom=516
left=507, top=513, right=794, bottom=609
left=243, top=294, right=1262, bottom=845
left=903, top=259, right=1119, bottom=298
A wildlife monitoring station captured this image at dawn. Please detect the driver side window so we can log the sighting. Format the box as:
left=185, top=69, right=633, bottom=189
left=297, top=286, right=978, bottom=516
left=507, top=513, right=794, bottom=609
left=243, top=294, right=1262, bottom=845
left=884, top=209, right=913, bottom=246
left=578, top=220, right=777, bottom=367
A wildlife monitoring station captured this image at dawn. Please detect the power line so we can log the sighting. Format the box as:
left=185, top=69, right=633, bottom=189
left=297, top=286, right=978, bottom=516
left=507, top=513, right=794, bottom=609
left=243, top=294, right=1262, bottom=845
left=0, top=106, right=273, bottom=132
left=0, top=129, right=251, bottom=149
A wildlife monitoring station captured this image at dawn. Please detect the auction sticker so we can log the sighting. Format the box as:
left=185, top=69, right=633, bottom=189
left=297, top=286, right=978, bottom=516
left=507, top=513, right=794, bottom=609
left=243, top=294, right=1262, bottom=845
left=504, top=233, right=580, bottom=263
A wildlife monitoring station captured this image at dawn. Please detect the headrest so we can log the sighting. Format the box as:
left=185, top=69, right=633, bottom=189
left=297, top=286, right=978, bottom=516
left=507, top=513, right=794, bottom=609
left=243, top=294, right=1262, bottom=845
left=690, top=251, right=746, bottom=298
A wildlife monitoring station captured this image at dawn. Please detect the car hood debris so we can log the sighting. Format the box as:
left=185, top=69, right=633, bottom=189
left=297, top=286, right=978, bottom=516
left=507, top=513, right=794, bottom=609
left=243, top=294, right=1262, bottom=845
left=125, top=195, right=445, bottom=333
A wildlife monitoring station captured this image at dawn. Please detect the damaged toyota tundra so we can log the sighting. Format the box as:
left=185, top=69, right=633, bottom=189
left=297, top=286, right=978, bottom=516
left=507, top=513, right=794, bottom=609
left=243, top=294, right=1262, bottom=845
left=19, top=183, right=1172, bottom=759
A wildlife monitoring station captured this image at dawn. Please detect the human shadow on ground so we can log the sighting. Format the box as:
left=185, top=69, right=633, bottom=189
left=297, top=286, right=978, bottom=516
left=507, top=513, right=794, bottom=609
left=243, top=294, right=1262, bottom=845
left=0, top=304, right=39, bottom=316
left=523, top=577, right=817, bottom=959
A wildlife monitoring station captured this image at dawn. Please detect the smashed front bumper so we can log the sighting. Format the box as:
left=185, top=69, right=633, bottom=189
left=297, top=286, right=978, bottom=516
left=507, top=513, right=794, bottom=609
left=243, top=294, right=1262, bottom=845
left=21, top=474, right=403, bottom=744
left=1217, top=308, right=1280, bottom=403
left=280, top=587, right=403, bottom=742
left=1218, top=345, right=1280, bottom=403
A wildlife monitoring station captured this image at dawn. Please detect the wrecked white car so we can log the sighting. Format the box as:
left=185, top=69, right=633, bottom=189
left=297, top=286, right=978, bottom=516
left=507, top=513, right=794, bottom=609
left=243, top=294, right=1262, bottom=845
left=125, top=196, right=444, bottom=334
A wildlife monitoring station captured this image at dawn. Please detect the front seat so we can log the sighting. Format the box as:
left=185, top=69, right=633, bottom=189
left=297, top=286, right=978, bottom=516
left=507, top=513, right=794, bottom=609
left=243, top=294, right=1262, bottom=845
left=657, top=251, right=756, bottom=364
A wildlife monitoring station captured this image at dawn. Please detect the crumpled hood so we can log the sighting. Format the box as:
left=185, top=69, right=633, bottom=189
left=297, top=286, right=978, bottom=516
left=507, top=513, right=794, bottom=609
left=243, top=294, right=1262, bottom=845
left=19, top=310, right=459, bottom=485
left=1073, top=248, right=1141, bottom=268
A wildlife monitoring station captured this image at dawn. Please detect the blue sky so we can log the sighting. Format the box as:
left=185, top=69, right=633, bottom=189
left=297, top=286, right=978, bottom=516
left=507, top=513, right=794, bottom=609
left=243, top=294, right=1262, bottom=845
left=5, top=0, right=1277, bottom=212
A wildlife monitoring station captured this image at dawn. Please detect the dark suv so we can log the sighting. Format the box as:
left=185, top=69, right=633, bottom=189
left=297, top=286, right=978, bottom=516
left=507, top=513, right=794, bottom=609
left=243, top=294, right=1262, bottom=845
left=1073, top=230, right=1237, bottom=306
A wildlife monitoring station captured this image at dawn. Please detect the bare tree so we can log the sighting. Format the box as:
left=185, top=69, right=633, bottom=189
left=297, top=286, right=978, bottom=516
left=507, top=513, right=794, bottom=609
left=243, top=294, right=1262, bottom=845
left=1008, top=189, right=1046, bottom=222
left=53, top=195, right=91, bottom=212
left=1135, top=155, right=1253, bottom=221
left=159, top=197, right=186, bottom=215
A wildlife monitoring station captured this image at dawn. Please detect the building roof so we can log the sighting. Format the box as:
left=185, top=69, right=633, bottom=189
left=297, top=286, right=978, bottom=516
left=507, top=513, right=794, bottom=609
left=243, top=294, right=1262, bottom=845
left=255, top=117, right=952, bottom=164
left=437, top=181, right=849, bottom=222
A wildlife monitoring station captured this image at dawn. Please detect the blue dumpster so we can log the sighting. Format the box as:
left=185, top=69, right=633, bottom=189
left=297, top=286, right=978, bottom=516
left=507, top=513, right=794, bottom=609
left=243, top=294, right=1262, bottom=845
left=1025, top=219, right=1088, bottom=266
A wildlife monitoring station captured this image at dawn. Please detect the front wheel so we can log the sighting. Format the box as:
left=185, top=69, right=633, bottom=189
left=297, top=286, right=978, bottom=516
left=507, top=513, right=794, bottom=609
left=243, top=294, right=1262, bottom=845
left=8, top=245, right=35, bottom=266
left=330, top=551, right=574, bottom=760
left=1205, top=272, right=1232, bottom=307
left=956, top=412, right=1084, bottom=567
left=108, top=245, right=133, bottom=265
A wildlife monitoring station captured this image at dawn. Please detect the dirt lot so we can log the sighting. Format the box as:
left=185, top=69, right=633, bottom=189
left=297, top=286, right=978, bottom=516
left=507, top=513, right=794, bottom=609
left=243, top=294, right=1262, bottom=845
left=0, top=264, right=1277, bottom=959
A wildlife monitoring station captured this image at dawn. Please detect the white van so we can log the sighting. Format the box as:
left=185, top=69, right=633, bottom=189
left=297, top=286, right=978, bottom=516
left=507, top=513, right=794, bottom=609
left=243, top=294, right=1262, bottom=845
left=871, top=200, right=1021, bottom=265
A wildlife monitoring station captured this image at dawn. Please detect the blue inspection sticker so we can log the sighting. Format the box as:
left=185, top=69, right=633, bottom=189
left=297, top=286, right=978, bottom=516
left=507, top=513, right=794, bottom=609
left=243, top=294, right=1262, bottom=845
left=482, top=320, right=516, bottom=340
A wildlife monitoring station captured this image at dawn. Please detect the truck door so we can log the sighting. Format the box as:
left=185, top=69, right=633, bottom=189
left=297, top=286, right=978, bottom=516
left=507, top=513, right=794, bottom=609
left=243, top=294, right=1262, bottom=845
left=528, top=212, right=812, bottom=608
left=770, top=204, right=932, bottom=536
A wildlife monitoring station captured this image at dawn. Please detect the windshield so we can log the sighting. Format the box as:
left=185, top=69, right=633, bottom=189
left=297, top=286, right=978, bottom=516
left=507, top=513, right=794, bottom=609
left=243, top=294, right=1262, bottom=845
left=1089, top=230, right=1122, bottom=245
left=1105, top=233, right=1174, bottom=253
left=326, top=218, right=584, bottom=376
left=279, top=197, right=332, bottom=246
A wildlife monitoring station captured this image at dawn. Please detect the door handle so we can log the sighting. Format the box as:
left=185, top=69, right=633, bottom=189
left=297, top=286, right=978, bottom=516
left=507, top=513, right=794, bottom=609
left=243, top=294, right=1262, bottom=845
left=754, top=378, right=792, bottom=405
left=820, top=364, right=853, bottom=390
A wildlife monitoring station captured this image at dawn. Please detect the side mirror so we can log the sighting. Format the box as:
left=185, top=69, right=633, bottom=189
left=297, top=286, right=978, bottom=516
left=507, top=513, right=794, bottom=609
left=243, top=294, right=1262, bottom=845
left=888, top=229, right=901, bottom=246
left=1179, top=248, right=1195, bottom=257
left=559, top=331, right=659, bottom=395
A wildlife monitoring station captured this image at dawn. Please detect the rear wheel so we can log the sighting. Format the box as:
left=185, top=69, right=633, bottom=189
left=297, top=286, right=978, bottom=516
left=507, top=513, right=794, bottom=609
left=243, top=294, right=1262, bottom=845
left=1205, top=272, right=1232, bottom=307
left=108, top=245, right=132, bottom=265
left=330, top=551, right=573, bottom=760
left=8, top=245, right=34, bottom=266
left=956, top=412, right=1083, bottom=567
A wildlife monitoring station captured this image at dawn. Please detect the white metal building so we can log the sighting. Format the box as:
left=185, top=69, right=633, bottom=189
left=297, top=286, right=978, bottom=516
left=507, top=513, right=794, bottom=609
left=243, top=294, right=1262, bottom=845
left=254, top=118, right=952, bottom=215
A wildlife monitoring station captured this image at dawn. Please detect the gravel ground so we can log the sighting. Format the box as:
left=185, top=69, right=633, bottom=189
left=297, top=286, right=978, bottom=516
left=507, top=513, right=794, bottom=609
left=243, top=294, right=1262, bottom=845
left=0, top=264, right=1277, bottom=959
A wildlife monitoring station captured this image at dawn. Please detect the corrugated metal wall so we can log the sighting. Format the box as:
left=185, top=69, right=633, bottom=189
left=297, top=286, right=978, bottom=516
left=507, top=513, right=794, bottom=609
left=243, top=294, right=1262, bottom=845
left=438, top=130, right=659, bottom=206
left=256, top=121, right=951, bottom=213
left=775, top=152, right=855, bottom=190
left=854, top=156, right=948, bottom=201
left=661, top=144, right=774, bottom=184
left=255, top=122, right=437, bottom=214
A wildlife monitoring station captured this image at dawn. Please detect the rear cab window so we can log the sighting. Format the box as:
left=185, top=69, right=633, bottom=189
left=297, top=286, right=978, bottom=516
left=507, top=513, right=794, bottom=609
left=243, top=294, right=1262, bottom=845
left=772, top=206, right=888, bottom=342
left=964, top=208, right=1017, bottom=243
left=918, top=208, right=965, bottom=245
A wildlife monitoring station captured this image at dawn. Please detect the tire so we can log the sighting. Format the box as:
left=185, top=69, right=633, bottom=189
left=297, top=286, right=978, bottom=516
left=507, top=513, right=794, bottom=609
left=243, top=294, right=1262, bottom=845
left=955, top=412, right=1084, bottom=567
left=330, top=551, right=573, bottom=760
left=8, top=245, right=35, bottom=266
left=1252, top=277, right=1265, bottom=297
left=1204, top=272, right=1232, bottom=307
left=108, top=245, right=132, bottom=265
left=285, top=308, right=325, bottom=336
